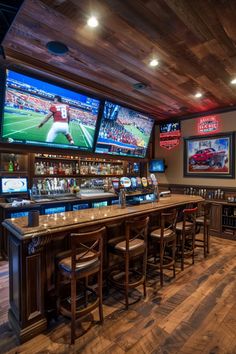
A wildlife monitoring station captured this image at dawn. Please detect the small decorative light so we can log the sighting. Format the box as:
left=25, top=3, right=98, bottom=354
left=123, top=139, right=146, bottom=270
left=231, top=78, right=236, bottom=84
left=149, top=59, right=159, bottom=67
left=87, top=16, right=99, bottom=28
left=195, top=92, right=203, bottom=98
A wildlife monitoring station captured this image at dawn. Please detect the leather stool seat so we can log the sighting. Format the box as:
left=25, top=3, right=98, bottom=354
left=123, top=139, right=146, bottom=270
left=176, top=221, right=193, bottom=231
left=59, top=251, right=99, bottom=272
left=150, top=228, right=174, bottom=239
left=114, top=238, right=144, bottom=251
left=196, top=216, right=210, bottom=225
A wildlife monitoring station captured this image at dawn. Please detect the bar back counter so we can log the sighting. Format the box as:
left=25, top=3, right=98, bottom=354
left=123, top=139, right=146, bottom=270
left=2, top=194, right=202, bottom=343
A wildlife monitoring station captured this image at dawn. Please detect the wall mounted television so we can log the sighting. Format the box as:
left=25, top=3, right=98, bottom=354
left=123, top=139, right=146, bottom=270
left=1, top=177, right=28, bottom=194
left=95, top=101, right=154, bottom=158
left=0, top=69, right=101, bottom=151
left=149, top=159, right=165, bottom=173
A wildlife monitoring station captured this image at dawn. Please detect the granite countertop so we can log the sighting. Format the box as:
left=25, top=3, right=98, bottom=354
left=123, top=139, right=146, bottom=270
left=2, top=194, right=203, bottom=240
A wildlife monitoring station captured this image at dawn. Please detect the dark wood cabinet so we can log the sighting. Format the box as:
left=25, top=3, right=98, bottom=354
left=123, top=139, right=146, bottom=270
left=209, top=203, right=222, bottom=235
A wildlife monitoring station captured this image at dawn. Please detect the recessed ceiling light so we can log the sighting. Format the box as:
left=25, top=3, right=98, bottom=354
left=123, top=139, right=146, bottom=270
left=87, top=16, right=99, bottom=28
left=231, top=78, right=236, bottom=84
left=195, top=92, right=203, bottom=98
left=149, top=59, right=159, bottom=67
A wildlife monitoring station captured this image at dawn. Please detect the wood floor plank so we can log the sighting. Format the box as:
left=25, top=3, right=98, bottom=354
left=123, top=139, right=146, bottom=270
left=0, top=236, right=236, bottom=353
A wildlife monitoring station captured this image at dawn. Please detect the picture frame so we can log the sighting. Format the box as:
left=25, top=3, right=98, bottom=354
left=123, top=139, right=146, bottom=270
left=184, top=132, right=235, bottom=178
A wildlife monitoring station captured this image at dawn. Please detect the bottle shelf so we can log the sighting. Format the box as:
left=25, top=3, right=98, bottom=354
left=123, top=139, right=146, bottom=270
left=222, top=225, right=236, bottom=229
left=0, top=171, right=28, bottom=174
left=34, top=155, right=123, bottom=164
left=33, top=174, right=124, bottom=178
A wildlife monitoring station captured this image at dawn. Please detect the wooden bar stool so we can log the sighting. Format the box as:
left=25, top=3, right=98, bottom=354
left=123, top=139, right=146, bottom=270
left=176, top=207, right=197, bottom=270
left=56, top=226, right=105, bottom=344
left=107, top=217, right=149, bottom=309
left=195, top=202, right=211, bottom=257
left=148, top=209, right=177, bottom=287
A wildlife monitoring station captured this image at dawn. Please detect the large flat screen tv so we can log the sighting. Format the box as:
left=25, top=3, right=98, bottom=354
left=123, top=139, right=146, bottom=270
left=95, top=101, right=154, bottom=158
left=1, top=70, right=101, bottom=151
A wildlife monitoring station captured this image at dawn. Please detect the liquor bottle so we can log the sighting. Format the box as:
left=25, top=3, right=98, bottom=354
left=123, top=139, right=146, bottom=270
left=8, top=160, right=14, bottom=172
left=72, top=163, right=76, bottom=175
left=14, top=160, right=19, bottom=171
left=49, top=163, right=54, bottom=175
left=69, top=163, right=73, bottom=175
left=75, top=162, right=79, bottom=174
left=65, top=164, right=70, bottom=175
left=53, top=163, right=58, bottom=175
left=35, top=162, right=41, bottom=175
left=58, top=162, right=62, bottom=175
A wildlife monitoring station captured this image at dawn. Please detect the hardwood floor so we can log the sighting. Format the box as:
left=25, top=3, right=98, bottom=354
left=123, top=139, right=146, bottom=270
left=1, top=236, right=236, bottom=354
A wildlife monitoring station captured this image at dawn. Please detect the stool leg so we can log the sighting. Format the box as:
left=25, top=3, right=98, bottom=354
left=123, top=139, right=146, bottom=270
left=192, top=233, right=195, bottom=265
left=84, top=276, right=88, bottom=307
left=173, top=238, right=176, bottom=278
left=181, top=233, right=185, bottom=271
left=125, top=253, right=129, bottom=310
left=143, top=248, right=147, bottom=298
left=207, top=226, right=210, bottom=254
left=160, top=241, right=164, bottom=287
left=106, top=251, right=110, bottom=294
left=55, top=270, right=61, bottom=318
left=98, top=269, right=103, bottom=323
left=71, top=273, right=76, bottom=345
left=202, top=224, right=206, bottom=258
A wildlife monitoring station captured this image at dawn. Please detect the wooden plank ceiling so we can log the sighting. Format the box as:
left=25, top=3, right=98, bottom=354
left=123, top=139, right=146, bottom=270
left=2, top=0, right=236, bottom=121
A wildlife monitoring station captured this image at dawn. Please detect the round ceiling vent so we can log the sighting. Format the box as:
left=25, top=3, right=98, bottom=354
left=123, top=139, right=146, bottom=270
left=46, top=41, right=69, bottom=56
left=133, top=82, right=147, bottom=90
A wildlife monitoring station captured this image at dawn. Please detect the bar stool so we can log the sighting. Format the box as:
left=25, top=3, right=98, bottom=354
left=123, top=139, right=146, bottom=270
left=147, top=209, right=177, bottom=287
left=176, top=207, right=197, bottom=270
left=195, top=202, right=211, bottom=257
left=56, top=226, right=105, bottom=344
left=107, top=217, right=149, bottom=309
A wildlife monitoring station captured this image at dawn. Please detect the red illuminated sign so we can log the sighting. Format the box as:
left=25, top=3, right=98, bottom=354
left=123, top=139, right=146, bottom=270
left=198, top=115, right=220, bottom=135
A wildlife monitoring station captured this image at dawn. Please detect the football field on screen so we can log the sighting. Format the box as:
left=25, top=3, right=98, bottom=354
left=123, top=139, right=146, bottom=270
left=2, top=108, right=94, bottom=148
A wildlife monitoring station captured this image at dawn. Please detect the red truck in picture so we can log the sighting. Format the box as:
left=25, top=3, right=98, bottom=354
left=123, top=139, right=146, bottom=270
left=189, top=148, right=227, bottom=168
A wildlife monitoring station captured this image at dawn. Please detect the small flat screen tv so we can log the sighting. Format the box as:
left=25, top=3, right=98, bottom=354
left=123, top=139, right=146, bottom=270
left=95, top=101, right=154, bottom=158
left=1, top=70, right=101, bottom=151
left=1, top=177, right=28, bottom=194
left=149, top=159, right=165, bottom=173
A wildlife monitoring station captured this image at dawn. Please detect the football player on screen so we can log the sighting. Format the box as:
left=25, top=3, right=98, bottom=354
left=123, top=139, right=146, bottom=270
left=38, top=95, right=74, bottom=144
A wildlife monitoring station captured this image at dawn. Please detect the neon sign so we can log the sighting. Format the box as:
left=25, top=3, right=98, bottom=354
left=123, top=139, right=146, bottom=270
left=198, top=115, right=220, bottom=135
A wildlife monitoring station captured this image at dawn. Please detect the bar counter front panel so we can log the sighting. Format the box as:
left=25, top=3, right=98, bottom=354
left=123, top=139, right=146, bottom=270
left=2, top=194, right=203, bottom=343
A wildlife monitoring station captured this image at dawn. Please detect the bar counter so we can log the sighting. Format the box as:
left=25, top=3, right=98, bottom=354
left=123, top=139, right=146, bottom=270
left=2, top=194, right=203, bottom=343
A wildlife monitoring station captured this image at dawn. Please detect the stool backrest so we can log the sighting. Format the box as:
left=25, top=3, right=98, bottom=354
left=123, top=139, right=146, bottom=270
left=160, top=209, right=178, bottom=238
left=182, top=207, right=198, bottom=235
left=70, top=227, right=105, bottom=272
left=125, top=217, right=149, bottom=251
left=203, top=202, right=211, bottom=219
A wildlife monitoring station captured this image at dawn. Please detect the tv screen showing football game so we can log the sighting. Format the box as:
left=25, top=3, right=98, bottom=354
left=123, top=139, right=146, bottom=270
left=95, top=101, right=154, bottom=158
left=1, top=70, right=101, bottom=151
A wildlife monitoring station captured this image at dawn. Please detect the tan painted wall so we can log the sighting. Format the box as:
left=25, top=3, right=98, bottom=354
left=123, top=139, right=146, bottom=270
left=154, top=111, right=236, bottom=187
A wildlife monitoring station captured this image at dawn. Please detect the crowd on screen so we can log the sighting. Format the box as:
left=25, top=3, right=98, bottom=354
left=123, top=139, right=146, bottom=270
left=117, top=113, right=153, bottom=136
left=99, top=119, right=146, bottom=147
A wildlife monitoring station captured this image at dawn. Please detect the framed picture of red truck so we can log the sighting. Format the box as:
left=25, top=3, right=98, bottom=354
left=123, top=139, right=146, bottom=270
left=184, top=133, right=235, bottom=178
